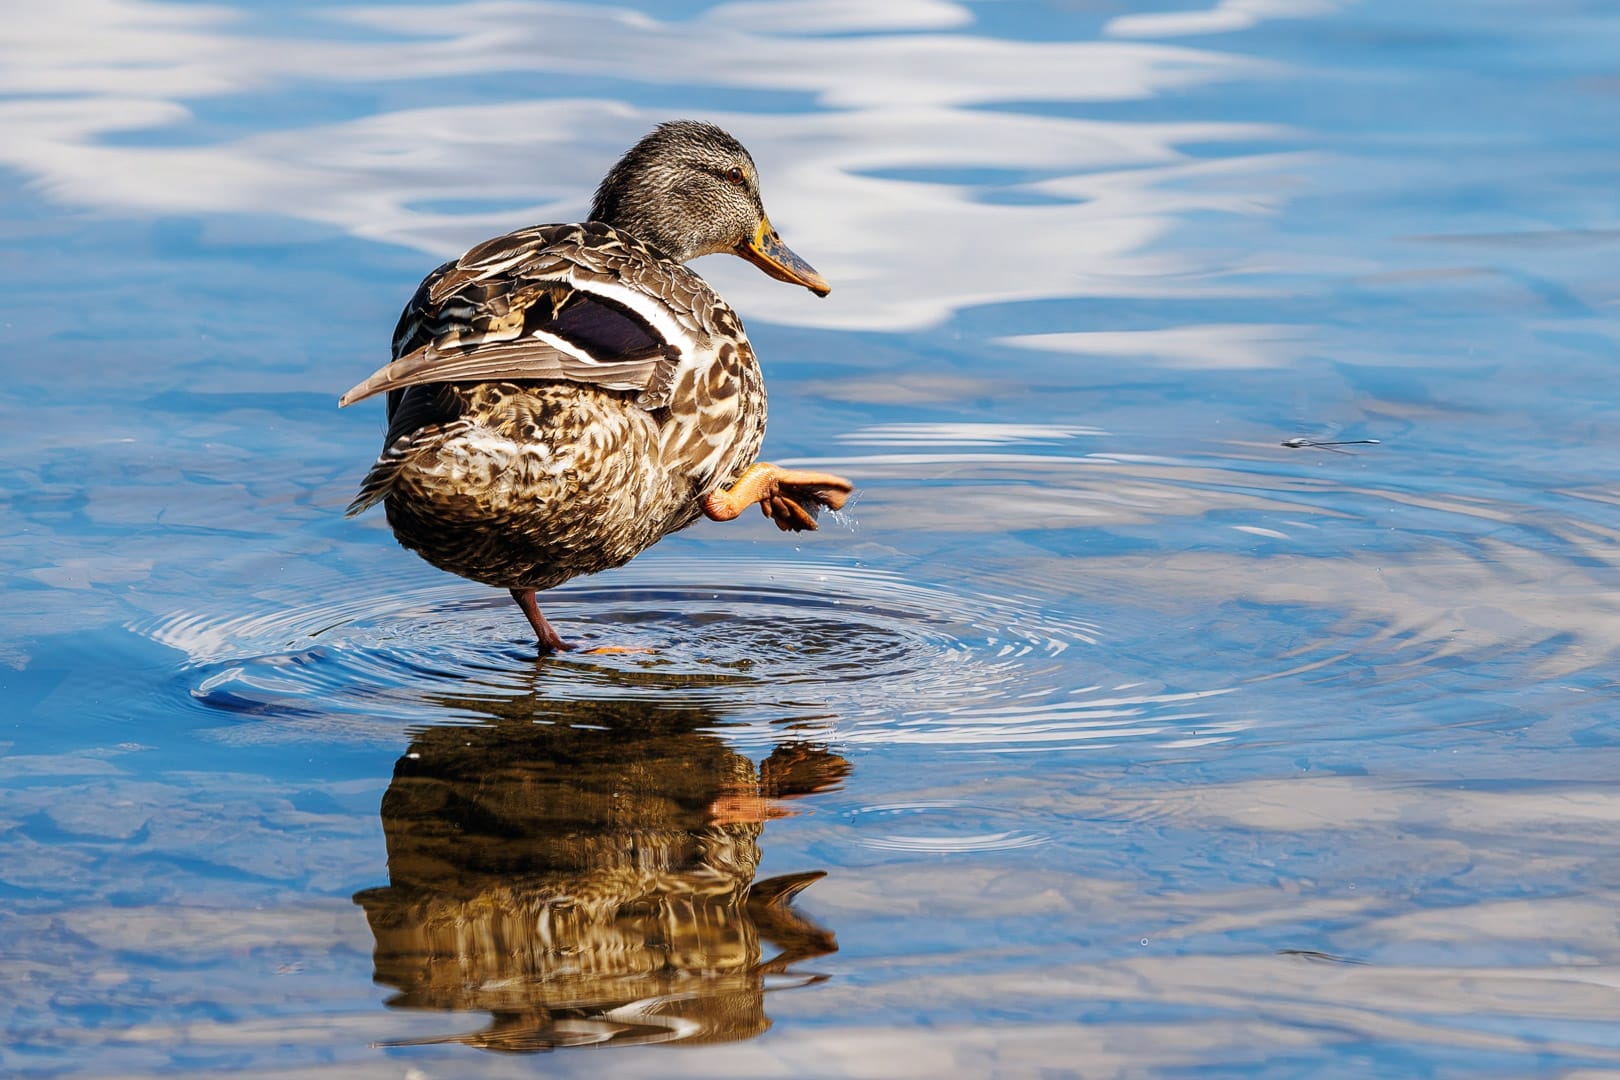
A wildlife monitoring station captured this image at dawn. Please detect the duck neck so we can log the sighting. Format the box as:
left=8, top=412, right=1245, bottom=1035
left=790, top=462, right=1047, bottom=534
left=591, top=198, right=701, bottom=263
left=589, top=159, right=714, bottom=263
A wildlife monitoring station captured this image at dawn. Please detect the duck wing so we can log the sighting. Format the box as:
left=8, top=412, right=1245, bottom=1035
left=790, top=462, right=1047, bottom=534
left=339, top=223, right=702, bottom=411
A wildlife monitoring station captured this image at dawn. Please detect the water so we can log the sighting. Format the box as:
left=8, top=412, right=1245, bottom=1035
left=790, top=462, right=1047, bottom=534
left=5, top=0, right=1620, bottom=1075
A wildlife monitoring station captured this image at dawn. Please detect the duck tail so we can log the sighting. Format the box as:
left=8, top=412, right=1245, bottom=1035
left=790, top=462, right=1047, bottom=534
left=344, top=481, right=389, bottom=518
left=347, top=414, right=473, bottom=518
left=345, top=467, right=395, bottom=517
left=344, top=433, right=420, bottom=518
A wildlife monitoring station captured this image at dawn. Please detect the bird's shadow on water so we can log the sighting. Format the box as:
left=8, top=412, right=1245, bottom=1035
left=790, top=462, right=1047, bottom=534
left=352, top=685, right=849, bottom=1054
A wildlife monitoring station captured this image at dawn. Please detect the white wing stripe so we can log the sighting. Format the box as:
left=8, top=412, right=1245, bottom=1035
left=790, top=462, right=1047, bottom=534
left=561, top=274, right=703, bottom=358
left=525, top=328, right=603, bottom=365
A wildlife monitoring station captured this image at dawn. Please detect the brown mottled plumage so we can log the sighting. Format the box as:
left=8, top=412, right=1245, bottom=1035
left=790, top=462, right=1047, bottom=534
left=340, top=122, right=854, bottom=652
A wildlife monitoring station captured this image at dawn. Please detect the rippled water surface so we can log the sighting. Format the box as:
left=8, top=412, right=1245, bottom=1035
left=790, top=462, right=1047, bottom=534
left=6, top=1, right=1620, bottom=1075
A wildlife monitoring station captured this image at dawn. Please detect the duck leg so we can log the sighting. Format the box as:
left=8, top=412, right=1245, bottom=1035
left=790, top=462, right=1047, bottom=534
left=509, top=588, right=573, bottom=654
left=703, top=462, right=855, bottom=532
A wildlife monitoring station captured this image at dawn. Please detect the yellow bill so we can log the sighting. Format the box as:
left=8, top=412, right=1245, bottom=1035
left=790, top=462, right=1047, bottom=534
left=735, top=218, right=830, bottom=297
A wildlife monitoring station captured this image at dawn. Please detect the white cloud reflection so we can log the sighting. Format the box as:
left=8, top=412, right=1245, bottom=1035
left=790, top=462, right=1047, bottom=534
left=1106, top=0, right=1344, bottom=40
left=0, top=0, right=1327, bottom=330
left=1001, top=323, right=1316, bottom=368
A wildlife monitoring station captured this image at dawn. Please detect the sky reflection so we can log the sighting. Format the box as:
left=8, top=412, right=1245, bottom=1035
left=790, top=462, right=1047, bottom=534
left=0, top=0, right=1311, bottom=330
left=10, top=3, right=1620, bottom=1074
left=1105, top=0, right=1344, bottom=39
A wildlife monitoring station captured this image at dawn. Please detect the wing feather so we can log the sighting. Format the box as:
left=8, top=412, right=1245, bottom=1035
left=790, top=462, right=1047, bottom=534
left=343, top=223, right=701, bottom=410
left=339, top=337, right=678, bottom=407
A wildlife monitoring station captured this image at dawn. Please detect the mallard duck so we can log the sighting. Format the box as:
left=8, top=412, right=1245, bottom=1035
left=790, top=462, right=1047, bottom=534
left=339, top=121, right=853, bottom=652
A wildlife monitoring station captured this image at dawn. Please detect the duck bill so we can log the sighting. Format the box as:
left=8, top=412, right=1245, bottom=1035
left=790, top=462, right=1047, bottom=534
left=736, top=218, right=830, bottom=297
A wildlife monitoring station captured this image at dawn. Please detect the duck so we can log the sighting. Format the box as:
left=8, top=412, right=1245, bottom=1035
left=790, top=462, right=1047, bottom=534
left=339, top=121, right=854, bottom=653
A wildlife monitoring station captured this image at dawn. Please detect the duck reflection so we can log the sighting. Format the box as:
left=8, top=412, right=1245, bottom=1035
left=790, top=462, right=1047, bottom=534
left=354, top=695, right=846, bottom=1052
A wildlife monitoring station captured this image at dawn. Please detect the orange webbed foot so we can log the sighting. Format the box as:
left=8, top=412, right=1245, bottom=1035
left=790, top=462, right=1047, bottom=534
left=703, top=463, right=855, bottom=533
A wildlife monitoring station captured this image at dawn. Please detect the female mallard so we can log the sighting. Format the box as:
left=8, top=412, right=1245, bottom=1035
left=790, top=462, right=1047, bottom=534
left=339, top=121, right=853, bottom=653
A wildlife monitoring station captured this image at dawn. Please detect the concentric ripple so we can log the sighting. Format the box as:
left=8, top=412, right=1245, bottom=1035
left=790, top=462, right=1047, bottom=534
left=788, top=432, right=1620, bottom=694
left=135, top=557, right=1152, bottom=747
left=845, top=801, right=1050, bottom=853
left=131, top=426, right=1620, bottom=758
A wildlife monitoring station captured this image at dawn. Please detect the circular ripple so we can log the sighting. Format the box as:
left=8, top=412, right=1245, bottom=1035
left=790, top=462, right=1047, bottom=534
left=130, top=430, right=1620, bottom=756
left=134, top=557, right=1109, bottom=746
left=845, top=801, right=1049, bottom=853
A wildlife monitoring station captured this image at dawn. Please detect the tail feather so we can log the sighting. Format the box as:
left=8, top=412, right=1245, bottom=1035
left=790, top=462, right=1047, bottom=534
left=345, top=426, right=444, bottom=518
left=345, top=457, right=400, bottom=516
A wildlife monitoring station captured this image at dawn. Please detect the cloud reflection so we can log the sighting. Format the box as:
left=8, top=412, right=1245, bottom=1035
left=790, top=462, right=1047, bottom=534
left=1001, top=323, right=1316, bottom=369
left=0, top=0, right=1317, bottom=330
left=1106, top=0, right=1344, bottom=40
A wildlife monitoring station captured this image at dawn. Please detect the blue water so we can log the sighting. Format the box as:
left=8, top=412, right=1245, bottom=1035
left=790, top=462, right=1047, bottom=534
left=6, top=0, right=1620, bottom=1075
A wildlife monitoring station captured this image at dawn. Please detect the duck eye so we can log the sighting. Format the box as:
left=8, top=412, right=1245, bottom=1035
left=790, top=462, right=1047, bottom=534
left=724, top=166, right=746, bottom=186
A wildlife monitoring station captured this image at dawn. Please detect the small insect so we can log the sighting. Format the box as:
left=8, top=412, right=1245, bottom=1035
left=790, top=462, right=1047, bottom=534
left=1276, top=948, right=1368, bottom=965
left=1281, top=437, right=1381, bottom=453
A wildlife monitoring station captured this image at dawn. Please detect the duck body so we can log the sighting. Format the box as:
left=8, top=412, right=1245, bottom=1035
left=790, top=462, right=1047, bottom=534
left=350, top=222, right=766, bottom=593
left=341, top=123, right=852, bottom=650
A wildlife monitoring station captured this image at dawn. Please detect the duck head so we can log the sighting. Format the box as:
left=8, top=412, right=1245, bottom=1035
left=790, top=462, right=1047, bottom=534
left=589, top=120, right=830, bottom=297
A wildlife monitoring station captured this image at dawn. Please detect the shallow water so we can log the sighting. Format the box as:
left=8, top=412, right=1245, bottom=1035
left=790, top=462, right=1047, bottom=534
left=6, top=0, right=1620, bottom=1075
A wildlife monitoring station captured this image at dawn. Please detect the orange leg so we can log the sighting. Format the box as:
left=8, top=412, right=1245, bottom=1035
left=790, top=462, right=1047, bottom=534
left=702, top=462, right=855, bottom=532
left=509, top=588, right=652, bottom=656
left=509, top=588, right=573, bottom=654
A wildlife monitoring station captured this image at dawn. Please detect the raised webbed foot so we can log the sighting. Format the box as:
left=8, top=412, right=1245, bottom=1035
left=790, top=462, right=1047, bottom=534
left=702, top=462, right=855, bottom=533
